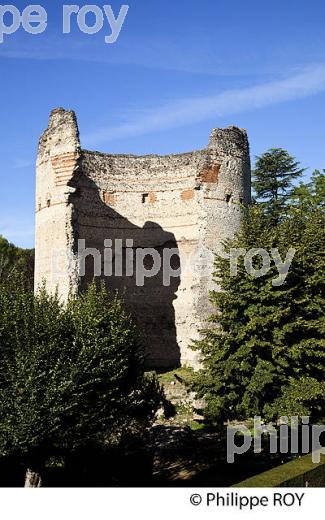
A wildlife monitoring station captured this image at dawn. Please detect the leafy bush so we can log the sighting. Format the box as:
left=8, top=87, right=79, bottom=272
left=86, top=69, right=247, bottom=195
left=0, top=276, right=162, bottom=486
left=0, top=235, right=34, bottom=285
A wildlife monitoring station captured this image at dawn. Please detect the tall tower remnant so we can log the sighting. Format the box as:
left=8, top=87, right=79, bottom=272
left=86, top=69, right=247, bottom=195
left=35, top=108, right=251, bottom=369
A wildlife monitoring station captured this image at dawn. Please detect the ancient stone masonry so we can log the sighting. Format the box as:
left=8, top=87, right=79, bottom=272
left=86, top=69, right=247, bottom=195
left=35, top=108, right=251, bottom=369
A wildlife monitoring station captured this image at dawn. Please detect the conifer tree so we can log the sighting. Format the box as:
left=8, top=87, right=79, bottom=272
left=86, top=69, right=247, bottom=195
left=193, top=169, right=325, bottom=426
left=253, top=148, right=305, bottom=224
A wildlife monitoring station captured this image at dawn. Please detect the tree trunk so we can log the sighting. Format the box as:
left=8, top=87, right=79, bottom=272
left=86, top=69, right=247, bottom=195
left=24, top=468, right=42, bottom=488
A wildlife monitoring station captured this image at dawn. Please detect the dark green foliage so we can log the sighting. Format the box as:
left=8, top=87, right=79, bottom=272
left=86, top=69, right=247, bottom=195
left=193, top=169, right=325, bottom=425
left=253, top=148, right=305, bottom=224
left=290, top=169, right=325, bottom=210
left=0, top=236, right=15, bottom=278
left=0, top=276, right=161, bottom=475
left=0, top=235, right=34, bottom=286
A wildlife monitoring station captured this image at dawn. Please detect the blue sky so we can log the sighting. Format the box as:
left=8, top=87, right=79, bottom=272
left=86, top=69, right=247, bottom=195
left=1, top=0, right=325, bottom=248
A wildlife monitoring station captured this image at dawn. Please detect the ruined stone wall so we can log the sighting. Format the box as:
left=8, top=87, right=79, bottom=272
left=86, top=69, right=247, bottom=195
left=35, top=108, right=251, bottom=369
left=35, top=109, right=80, bottom=301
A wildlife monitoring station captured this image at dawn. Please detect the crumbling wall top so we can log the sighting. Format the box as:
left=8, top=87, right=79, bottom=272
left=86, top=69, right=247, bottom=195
left=38, top=108, right=80, bottom=163
left=208, top=126, right=249, bottom=157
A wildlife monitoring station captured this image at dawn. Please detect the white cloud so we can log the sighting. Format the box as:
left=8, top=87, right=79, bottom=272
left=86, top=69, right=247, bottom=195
left=0, top=34, right=257, bottom=75
left=0, top=215, right=34, bottom=248
left=12, top=158, right=33, bottom=169
left=83, top=64, right=325, bottom=146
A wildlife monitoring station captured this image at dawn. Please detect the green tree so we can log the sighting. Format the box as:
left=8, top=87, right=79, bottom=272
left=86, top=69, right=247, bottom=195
left=0, top=276, right=161, bottom=486
left=0, top=236, right=16, bottom=279
left=0, top=235, right=34, bottom=285
left=290, top=169, right=325, bottom=210
left=253, top=148, right=305, bottom=224
left=193, top=170, right=325, bottom=426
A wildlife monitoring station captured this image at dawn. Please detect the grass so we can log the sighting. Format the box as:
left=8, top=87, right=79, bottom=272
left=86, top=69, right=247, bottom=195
left=157, top=366, right=196, bottom=386
left=234, top=451, right=325, bottom=487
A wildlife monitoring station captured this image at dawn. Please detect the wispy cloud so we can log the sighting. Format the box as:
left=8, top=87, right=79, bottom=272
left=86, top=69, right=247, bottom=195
left=83, top=64, right=325, bottom=147
left=0, top=34, right=238, bottom=74
left=0, top=215, right=35, bottom=248
left=1, top=32, right=320, bottom=78
left=12, top=158, right=34, bottom=169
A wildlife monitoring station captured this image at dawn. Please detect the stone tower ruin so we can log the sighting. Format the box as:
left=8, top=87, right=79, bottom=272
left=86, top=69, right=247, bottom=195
left=35, top=108, right=251, bottom=369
